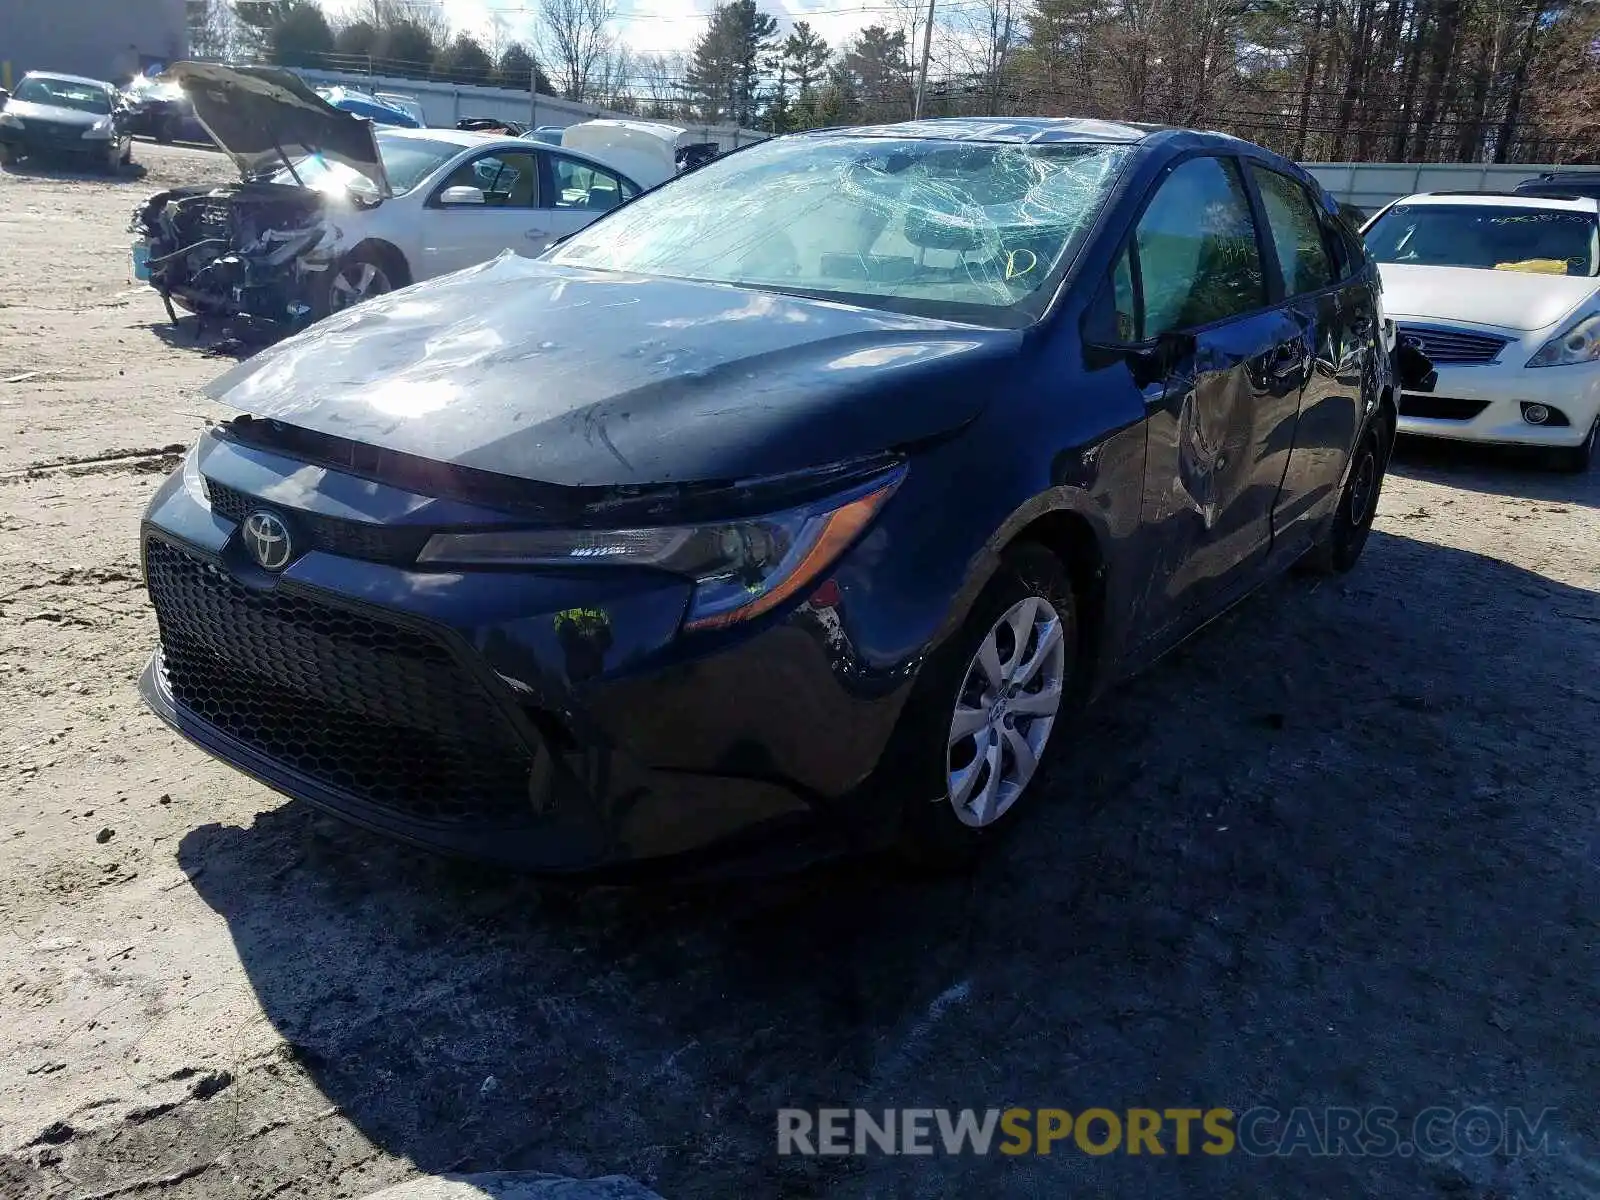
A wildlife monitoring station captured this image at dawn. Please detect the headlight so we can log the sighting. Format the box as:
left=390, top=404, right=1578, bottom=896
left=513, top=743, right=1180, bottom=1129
left=418, top=467, right=905, bottom=631
left=82, top=117, right=115, bottom=139
left=0, top=112, right=23, bottom=129
left=1527, top=311, right=1600, bottom=367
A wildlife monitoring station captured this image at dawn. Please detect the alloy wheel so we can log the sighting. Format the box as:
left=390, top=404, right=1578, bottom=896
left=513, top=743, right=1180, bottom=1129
left=329, top=261, right=392, bottom=312
left=945, top=595, right=1067, bottom=828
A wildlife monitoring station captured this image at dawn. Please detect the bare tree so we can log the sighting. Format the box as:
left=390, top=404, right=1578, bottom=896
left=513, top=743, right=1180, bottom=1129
left=538, top=0, right=617, bottom=101
left=636, top=52, right=686, bottom=118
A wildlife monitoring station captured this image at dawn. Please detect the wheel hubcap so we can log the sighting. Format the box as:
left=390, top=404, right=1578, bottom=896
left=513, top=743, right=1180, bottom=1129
left=330, top=262, right=389, bottom=311
left=945, top=595, right=1066, bottom=828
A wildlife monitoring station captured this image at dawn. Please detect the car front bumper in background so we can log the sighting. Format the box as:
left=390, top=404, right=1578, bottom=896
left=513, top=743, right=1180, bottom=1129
left=137, top=435, right=924, bottom=875
left=1394, top=321, right=1600, bottom=447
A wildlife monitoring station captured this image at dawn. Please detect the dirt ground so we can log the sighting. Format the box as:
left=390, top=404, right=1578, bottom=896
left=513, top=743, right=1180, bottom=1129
left=0, top=142, right=1596, bottom=1200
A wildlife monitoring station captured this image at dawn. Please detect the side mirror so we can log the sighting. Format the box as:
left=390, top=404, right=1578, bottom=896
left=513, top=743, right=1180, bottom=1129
left=439, top=185, right=486, bottom=206
left=1395, top=338, right=1437, bottom=393
left=1087, top=325, right=1195, bottom=388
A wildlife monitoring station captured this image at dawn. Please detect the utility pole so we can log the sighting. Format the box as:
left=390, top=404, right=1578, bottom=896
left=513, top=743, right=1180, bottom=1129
left=912, top=0, right=936, bottom=118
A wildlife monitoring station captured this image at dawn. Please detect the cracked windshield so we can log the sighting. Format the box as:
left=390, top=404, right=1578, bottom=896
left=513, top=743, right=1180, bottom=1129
left=550, top=136, right=1129, bottom=325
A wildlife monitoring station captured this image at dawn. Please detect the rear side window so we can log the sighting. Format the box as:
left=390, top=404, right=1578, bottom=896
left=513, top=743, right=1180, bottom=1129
left=1135, top=156, right=1266, bottom=337
left=1252, top=167, right=1336, bottom=296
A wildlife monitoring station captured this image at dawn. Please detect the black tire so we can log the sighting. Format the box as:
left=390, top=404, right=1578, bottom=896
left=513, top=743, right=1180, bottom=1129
left=156, top=114, right=178, bottom=144
left=1302, top=421, right=1387, bottom=575
left=1549, top=417, right=1597, bottom=474
left=889, top=543, right=1081, bottom=869
left=120, top=138, right=134, bottom=166
left=0, top=144, right=17, bottom=167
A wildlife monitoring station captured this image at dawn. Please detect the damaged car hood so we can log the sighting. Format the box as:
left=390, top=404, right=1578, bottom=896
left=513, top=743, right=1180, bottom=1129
left=203, top=255, right=1018, bottom=488
left=166, top=62, right=389, bottom=197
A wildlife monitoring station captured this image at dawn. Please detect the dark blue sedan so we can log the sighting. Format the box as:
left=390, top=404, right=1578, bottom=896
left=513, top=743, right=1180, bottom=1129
left=138, top=118, right=1402, bottom=873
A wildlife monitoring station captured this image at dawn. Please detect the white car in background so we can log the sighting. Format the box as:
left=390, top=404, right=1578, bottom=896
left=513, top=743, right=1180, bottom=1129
left=1363, top=191, right=1600, bottom=471
left=131, top=64, right=641, bottom=332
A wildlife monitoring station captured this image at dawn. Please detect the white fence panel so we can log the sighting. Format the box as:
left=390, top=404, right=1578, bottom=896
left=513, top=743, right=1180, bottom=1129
left=1302, top=161, right=1569, bottom=211
left=290, top=68, right=768, bottom=154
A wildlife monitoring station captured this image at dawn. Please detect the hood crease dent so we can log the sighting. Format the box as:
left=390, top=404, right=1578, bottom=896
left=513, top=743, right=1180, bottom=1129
left=204, top=255, right=1016, bottom=489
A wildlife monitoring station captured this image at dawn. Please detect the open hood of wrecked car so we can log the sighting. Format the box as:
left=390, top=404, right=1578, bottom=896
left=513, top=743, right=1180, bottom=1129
left=201, top=255, right=1018, bottom=489
left=166, top=62, right=390, bottom=196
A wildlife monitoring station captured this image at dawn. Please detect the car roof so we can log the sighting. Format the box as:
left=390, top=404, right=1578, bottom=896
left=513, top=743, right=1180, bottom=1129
left=1393, top=191, right=1600, bottom=212
left=809, top=116, right=1169, bottom=144
left=378, top=126, right=510, bottom=149
left=374, top=126, right=643, bottom=185
left=21, top=71, right=114, bottom=90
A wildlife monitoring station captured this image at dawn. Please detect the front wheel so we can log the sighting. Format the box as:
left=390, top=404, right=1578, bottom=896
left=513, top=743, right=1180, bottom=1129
left=892, top=543, right=1079, bottom=868
left=1302, top=421, right=1387, bottom=575
left=0, top=143, right=19, bottom=167
left=321, top=248, right=396, bottom=316
left=1550, top=416, right=1597, bottom=474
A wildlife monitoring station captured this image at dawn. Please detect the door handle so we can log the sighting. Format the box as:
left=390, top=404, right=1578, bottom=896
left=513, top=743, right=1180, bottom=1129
left=524, top=229, right=548, bottom=241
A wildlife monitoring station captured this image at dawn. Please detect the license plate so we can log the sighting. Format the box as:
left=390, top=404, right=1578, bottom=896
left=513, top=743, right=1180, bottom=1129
left=131, top=241, right=152, bottom=282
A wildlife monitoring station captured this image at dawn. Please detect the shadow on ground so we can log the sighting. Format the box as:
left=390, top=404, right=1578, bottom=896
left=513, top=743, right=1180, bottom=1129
left=177, top=527, right=1600, bottom=1200
left=0, top=159, right=148, bottom=183
left=1390, top=433, right=1598, bottom=509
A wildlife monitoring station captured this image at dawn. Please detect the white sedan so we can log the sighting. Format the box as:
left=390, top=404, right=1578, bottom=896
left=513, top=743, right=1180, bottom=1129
left=1364, top=191, right=1600, bottom=471
left=132, top=63, right=642, bottom=330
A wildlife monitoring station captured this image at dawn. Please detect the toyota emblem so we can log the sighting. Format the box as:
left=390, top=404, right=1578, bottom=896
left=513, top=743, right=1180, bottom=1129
left=241, top=510, right=294, bottom=571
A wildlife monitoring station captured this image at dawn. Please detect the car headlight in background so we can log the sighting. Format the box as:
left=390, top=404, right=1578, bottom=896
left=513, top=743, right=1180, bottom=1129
left=1527, top=311, right=1600, bottom=367
left=0, top=112, right=23, bottom=130
left=418, top=467, right=905, bottom=631
left=82, top=117, right=115, bottom=140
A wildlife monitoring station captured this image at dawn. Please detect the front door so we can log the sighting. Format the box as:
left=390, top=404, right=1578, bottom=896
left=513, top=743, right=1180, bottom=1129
left=1131, top=155, right=1308, bottom=636
left=420, top=149, right=552, bottom=276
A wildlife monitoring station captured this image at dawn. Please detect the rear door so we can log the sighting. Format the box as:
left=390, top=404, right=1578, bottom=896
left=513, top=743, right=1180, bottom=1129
left=418, top=148, right=552, bottom=276
left=1131, top=155, right=1307, bottom=635
left=538, top=151, right=641, bottom=250
left=1247, top=164, right=1369, bottom=552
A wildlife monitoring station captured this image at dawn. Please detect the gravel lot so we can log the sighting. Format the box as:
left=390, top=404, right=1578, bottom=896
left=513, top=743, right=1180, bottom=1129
left=0, top=142, right=1596, bottom=1200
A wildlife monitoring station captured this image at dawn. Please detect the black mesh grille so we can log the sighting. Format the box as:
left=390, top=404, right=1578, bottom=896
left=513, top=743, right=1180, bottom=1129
left=145, top=537, right=538, bottom=828
left=1398, top=325, right=1509, bottom=365
left=206, top=479, right=430, bottom=566
left=1399, top=395, right=1491, bottom=421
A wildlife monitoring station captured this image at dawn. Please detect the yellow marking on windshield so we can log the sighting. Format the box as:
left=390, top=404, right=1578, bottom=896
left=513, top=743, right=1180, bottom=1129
left=1005, top=249, right=1038, bottom=281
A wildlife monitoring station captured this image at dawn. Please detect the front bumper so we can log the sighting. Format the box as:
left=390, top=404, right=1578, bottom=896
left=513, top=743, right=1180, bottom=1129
left=137, top=436, right=918, bottom=874
left=1395, top=326, right=1600, bottom=447
left=0, top=126, right=113, bottom=159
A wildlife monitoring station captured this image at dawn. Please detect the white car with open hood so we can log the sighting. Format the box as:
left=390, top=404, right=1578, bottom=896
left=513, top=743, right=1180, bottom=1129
left=1364, top=191, right=1600, bottom=471
left=130, top=63, right=642, bottom=334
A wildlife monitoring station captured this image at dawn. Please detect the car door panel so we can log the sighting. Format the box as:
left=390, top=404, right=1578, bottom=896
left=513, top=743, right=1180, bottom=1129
left=1248, top=166, right=1366, bottom=551
left=1121, top=154, right=1303, bottom=642
left=419, top=149, right=552, bottom=277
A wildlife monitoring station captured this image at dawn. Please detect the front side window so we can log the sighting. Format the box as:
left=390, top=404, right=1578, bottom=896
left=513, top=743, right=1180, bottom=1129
left=1135, top=156, right=1266, bottom=337
left=14, top=76, right=111, bottom=114
left=548, top=134, right=1132, bottom=327
left=436, top=151, right=540, bottom=207
left=1252, top=167, right=1335, bottom=296
left=550, top=155, right=635, bottom=213
left=1364, top=204, right=1600, bottom=277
